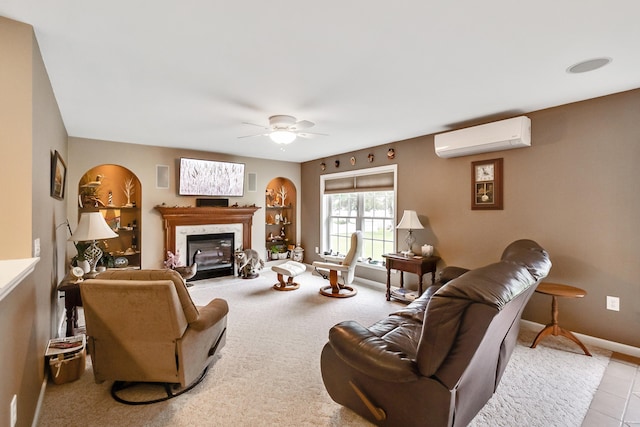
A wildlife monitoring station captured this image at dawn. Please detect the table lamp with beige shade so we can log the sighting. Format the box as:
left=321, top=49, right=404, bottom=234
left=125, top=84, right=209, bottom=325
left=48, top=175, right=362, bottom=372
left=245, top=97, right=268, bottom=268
left=69, top=212, right=118, bottom=278
left=396, top=210, right=424, bottom=256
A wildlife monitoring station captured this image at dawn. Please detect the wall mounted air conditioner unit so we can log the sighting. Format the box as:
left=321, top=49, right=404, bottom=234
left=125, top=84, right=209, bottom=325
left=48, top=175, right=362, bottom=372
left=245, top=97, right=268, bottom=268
left=434, top=116, right=531, bottom=158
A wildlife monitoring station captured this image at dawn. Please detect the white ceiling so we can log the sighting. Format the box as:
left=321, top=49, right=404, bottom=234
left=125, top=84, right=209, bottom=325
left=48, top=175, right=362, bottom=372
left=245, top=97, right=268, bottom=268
left=2, top=1, right=639, bottom=162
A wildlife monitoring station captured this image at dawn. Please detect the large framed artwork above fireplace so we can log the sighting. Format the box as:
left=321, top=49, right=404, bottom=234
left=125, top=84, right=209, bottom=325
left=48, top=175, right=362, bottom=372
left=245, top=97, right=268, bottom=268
left=155, top=206, right=261, bottom=279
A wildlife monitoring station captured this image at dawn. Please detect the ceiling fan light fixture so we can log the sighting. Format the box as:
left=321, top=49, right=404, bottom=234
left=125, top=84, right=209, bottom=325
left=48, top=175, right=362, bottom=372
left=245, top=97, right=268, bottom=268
left=270, top=130, right=296, bottom=144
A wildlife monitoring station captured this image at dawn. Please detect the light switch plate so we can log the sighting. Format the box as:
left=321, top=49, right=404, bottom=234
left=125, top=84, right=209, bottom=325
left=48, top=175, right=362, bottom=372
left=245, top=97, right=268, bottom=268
left=33, top=238, right=40, bottom=257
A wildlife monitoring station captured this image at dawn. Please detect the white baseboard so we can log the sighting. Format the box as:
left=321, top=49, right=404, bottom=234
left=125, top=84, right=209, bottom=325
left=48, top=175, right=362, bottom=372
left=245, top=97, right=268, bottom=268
left=520, top=319, right=640, bottom=358
left=31, top=376, right=48, bottom=427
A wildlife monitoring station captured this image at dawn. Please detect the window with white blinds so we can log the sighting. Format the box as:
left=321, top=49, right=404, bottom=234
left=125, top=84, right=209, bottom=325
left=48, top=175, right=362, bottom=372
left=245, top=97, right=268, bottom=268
left=320, top=165, right=397, bottom=263
left=323, top=171, right=394, bottom=194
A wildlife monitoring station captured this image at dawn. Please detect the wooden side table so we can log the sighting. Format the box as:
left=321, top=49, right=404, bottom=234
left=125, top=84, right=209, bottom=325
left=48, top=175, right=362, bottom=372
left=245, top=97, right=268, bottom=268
left=530, top=282, right=592, bottom=356
left=57, top=277, right=83, bottom=337
left=382, top=253, right=440, bottom=301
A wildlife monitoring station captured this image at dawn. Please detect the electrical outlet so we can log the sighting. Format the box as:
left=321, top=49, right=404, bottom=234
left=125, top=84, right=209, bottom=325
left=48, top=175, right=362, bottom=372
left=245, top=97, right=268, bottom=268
left=315, top=246, right=319, bottom=254
left=33, top=238, right=40, bottom=257
left=10, top=394, right=17, bottom=427
left=606, top=296, right=620, bottom=311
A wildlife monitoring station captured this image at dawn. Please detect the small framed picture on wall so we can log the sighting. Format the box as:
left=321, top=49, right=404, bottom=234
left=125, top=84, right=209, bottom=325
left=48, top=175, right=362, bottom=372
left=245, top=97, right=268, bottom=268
left=50, top=150, right=67, bottom=200
left=471, top=158, right=503, bottom=210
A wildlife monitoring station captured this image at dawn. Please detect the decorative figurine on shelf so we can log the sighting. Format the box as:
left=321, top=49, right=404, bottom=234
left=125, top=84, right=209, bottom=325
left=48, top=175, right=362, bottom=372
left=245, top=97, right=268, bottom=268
left=79, top=173, right=103, bottom=207
left=280, top=227, right=286, bottom=238
left=123, top=176, right=135, bottom=207
left=266, top=188, right=276, bottom=207
left=107, top=191, right=114, bottom=206
left=278, top=186, right=287, bottom=207
left=235, top=248, right=264, bottom=279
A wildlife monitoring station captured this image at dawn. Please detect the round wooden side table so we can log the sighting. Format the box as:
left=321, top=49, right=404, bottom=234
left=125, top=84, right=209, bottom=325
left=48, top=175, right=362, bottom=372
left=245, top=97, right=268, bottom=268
left=530, top=282, right=592, bottom=356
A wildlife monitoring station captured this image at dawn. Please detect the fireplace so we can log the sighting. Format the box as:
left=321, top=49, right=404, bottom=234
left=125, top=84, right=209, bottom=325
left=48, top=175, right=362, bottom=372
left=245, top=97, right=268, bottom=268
left=155, top=206, right=261, bottom=280
left=187, top=232, right=234, bottom=281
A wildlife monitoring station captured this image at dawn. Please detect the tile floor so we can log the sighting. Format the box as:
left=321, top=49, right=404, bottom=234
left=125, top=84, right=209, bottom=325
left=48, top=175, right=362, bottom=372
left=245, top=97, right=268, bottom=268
left=582, top=353, right=640, bottom=426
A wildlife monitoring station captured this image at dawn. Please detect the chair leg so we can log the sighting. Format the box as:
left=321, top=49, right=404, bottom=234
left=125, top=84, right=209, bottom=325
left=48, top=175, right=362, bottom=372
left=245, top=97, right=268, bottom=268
left=273, top=273, right=300, bottom=291
left=319, top=270, right=357, bottom=298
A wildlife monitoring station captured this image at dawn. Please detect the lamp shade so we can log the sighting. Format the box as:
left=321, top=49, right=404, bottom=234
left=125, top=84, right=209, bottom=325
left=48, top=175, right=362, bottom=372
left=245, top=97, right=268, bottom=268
left=69, top=212, right=118, bottom=242
left=396, top=210, right=424, bottom=230
left=269, top=130, right=297, bottom=144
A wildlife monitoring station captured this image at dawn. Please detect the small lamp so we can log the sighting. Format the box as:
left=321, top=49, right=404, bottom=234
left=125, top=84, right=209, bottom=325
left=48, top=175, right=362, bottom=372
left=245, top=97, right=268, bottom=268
left=69, top=212, right=118, bottom=278
left=396, top=210, right=424, bottom=256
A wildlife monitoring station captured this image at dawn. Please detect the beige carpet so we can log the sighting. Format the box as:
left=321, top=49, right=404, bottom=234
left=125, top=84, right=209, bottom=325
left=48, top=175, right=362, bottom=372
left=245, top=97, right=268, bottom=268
left=38, top=268, right=610, bottom=426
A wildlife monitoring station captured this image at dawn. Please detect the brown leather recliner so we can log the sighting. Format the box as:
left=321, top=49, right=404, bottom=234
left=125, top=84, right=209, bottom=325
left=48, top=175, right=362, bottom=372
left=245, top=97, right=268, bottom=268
left=320, top=239, right=551, bottom=427
left=80, top=269, right=228, bottom=400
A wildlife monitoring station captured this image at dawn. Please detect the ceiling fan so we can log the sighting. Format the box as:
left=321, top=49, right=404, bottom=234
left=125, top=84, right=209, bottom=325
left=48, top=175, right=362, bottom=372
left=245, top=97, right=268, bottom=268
left=239, top=115, right=327, bottom=144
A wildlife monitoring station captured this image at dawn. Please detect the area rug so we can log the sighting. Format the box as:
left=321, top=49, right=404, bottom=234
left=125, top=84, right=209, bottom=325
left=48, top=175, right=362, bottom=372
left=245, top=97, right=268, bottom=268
left=38, top=269, right=609, bottom=426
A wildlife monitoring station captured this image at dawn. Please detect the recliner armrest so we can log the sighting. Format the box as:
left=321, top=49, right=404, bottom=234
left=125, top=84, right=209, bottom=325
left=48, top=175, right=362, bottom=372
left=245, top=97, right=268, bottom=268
left=328, top=320, right=419, bottom=382
left=312, top=261, right=350, bottom=272
left=191, top=298, right=229, bottom=331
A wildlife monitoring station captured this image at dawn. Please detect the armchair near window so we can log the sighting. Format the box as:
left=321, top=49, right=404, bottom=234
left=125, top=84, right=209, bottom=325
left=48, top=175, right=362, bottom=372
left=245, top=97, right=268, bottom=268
left=80, top=269, right=228, bottom=403
left=313, top=231, right=363, bottom=298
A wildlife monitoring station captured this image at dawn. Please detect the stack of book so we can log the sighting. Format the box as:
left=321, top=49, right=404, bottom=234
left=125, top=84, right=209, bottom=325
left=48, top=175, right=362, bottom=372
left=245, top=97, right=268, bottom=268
left=390, top=287, right=418, bottom=302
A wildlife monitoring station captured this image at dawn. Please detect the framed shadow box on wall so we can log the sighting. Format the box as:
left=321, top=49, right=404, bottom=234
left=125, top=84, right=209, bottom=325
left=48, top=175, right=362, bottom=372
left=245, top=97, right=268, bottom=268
left=471, top=158, right=503, bottom=210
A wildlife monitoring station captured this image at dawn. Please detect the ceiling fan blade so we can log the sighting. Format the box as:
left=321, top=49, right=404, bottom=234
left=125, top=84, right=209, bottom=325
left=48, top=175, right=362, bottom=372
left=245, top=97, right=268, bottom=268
left=297, top=131, right=329, bottom=138
left=242, top=121, right=269, bottom=129
left=237, top=133, right=267, bottom=139
left=292, top=120, right=314, bottom=130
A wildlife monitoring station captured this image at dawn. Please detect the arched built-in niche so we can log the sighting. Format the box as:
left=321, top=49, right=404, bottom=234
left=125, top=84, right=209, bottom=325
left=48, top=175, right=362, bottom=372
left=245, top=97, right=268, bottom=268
left=77, top=164, right=142, bottom=269
left=265, top=177, right=296, bottom=259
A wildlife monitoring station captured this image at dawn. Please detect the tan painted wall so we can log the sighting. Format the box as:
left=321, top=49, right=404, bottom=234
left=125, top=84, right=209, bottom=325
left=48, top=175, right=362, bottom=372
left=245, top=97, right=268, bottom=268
left=0, top=17, right=32, bottom=258
left=302, top=89, right=640, bottom=348
left=67, top=138, right=301, bottom=267
left=0, top=16, right=68, bottom=427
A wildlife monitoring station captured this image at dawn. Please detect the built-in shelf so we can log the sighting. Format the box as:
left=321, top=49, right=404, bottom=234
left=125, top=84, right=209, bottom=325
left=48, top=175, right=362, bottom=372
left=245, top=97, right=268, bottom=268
left=265, top=178, right=296, bottom=257
left=78, top=164, right=142, bottom=269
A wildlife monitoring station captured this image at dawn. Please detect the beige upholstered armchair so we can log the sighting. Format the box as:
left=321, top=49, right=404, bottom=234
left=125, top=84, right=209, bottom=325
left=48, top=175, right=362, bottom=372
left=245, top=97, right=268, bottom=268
left=80, top=269, right=228, bottom=403
left=313, top=231, right=363, bottom=298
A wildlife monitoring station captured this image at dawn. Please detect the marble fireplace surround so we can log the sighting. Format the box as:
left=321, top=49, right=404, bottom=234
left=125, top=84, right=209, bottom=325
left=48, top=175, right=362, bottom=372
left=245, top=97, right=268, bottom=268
left=155, top=206, right=261, bottom=264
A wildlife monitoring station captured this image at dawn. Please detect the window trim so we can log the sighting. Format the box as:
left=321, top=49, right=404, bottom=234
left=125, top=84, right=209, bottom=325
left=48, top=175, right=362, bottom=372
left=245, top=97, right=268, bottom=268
left=319, top=165, right=398, bottom=257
